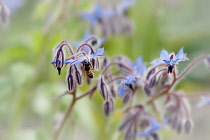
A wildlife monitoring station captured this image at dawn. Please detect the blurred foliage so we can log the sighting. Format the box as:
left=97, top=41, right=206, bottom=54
left=0, top=0, right=210, bottom=140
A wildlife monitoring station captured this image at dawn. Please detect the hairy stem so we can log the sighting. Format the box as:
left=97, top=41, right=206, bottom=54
left=177, top=55, right=210, bottom=80
left=54, top=90, right=77, bottom=140
left=54, top=85, right=98, bottom=140
left=146, top=70, right=177, bottom=105
left=146, top=56, right=210, bottom=105
left=76, top=85, right=97, bottom=100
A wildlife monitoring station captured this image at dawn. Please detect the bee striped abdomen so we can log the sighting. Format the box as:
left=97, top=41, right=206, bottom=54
left=86, top=71, right=93, bottom=78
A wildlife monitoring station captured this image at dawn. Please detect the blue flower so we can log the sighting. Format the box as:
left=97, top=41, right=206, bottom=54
left=150, top=48, right=188, bottom=73
left=138, top=118, right=167, bottom=138
left=65, top=48, right=104, bottom=66
left=66, top=59, right=86, bottom=66
left=119, top=84, right=126, bottom=97
left=82, top=5, right=114, bottom=27
left=125, top=76, right=137, bottom=85
left=118, top=57, right=146, bottom=97
left=119, top=76, right=137, bottom=97
left=196, top=96, right=210, bottom=108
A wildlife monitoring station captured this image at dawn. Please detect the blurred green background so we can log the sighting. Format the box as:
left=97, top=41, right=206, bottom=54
left=0, top=0, right=210, bottom=140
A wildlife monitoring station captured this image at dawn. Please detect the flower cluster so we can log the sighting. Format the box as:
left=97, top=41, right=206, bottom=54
left=51, top=1, right=210, bottom=139
left=51, top=41, right=210, bottom=140
left=116, top=48, right=210, bottom=140
left=82, top=0, right=136, bottom=37
left=51, top=33, right=105, bottom=91
left=150, top=48, right=188, bottom=73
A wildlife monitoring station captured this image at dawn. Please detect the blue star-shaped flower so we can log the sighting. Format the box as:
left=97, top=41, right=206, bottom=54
left=118, top=56, right=146, bottom=97
left=82, top=5, right=114, bottom=27
left=65, top=48, right=104, bottom=66
left=119, top=76, right=137, bottom=97
left=150, top=48, right=188, bottom=73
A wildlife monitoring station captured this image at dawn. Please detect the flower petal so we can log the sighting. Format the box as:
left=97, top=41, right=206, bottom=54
left=125, top=76, right=137, bottom=85
left=83, top=32, right=92, bottom=41
left=150, top=60, right=166, bottom=66
left=70, top=59, right=86, bottom=65
left=134, top=56, right=143, bottom=66
left=174, top=47, right=184, bottom=61
left=137, top=64, right=146, bottom=75
left=119, top=84, right=126, bottom=97
left=149, top=118, right=161, bottom=131
left=65, top=59, right=74, bottom=64
left=92, top=48, right=104, bottom=58
left=98, top=38, right=105, bottom=46
left=160, top=49, right=170, bottom=61
left=138, top=118, right=163, bottom=138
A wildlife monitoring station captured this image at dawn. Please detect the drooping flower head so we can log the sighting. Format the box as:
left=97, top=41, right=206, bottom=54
left=150, top=48, right=188, bottom=73
left=118, top=56, right=146, bottom=97
left=65, top=47, right=104, bottom=66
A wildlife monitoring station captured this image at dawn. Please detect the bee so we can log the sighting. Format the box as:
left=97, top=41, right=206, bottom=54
left=82, top=61, right=93, bottom=78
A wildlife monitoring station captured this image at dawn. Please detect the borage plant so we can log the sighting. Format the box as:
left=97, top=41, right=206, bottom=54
left=51, top=33, right=210, bottom=140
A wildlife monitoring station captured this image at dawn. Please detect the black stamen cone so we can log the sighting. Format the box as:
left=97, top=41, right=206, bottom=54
left=168, top=65, right=174, bottom=73
left=126, top=83, right=133, bottom=91
left=57, top=67, right=61, bottom=75
left=91, top=39, right=97, bottom=46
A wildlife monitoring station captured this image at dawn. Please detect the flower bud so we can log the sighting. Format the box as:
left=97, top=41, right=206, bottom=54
left=91, top=58, right=95, bottom=69
left=104, top=101, right=110, bottom=116
left=67, top=73, right=75, bottom=91
left=99, top=78, right=109, bottom=100
left=75, top=70, right=82, bottom=86
left=146, top=67, right=156, bottom=80
left=149, top=76, right=157, bottom=88
left=184, top=120, right=192, bottom=134
left=123, top=93, right=130, bottom=105
left=144, top=84, right=151, bottom=96
left=94, top=57, right=100, bottom=70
